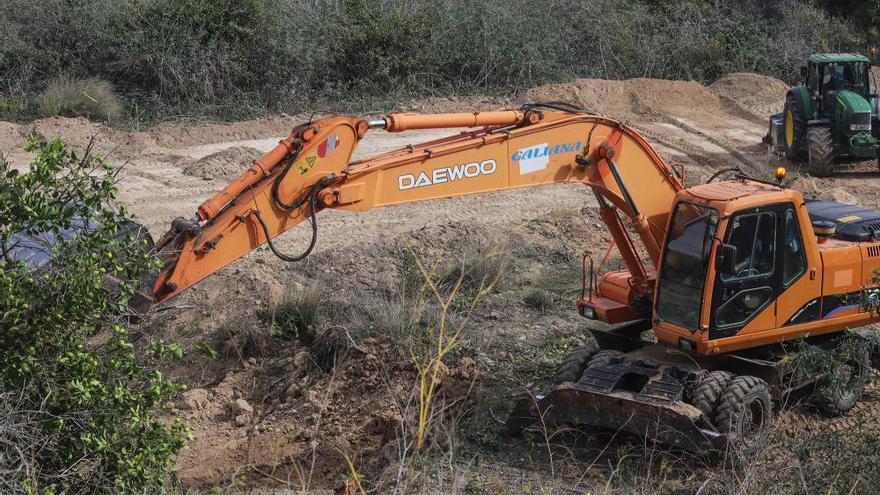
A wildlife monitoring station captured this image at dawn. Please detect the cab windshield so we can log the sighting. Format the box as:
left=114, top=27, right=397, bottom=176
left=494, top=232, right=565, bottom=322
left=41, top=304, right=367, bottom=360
left=819, top=62, right=869, bottom=94
left=655, top=202, right=719, bottom=330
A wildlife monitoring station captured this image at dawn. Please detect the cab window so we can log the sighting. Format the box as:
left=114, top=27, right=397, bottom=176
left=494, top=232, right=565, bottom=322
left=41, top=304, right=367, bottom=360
left=782, top=209, right=806, bottom=286
left=721, top=212, right=776, bottom=281
left=716, top=287, right=773, bottom=328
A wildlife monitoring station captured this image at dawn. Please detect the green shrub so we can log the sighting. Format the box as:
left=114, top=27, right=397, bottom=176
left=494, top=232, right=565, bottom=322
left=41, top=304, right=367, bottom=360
left=272, top=285, right=325, bottom=345
left=36, top=77, right=123, bottom=122
left=0, top=139, right=186, bottom=493
left=522, top=288, right=553, bottom=312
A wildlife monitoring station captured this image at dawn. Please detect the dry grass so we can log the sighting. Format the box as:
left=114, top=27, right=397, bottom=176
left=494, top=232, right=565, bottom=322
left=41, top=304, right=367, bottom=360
left=438, top=237, right=509, bottom=294
left=220, top=315, right=272, bottom=360
left=271, top=285, right=325, bottom=345
left=36, top=77, right=123, bottom=122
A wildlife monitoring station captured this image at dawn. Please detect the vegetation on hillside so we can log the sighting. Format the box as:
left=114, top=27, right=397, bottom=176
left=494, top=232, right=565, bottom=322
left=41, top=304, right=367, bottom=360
left=0, top=0, right=877, bottom=122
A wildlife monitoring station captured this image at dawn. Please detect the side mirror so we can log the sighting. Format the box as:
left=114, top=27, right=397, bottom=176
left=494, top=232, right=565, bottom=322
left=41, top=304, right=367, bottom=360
left=800, top=66, right=809, bottom=79
left=716, top=243, right=737, bottom=276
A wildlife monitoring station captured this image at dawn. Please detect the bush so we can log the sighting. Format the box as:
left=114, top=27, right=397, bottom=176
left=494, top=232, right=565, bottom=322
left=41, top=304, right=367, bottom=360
left=36, top=77, right=123, bottom=122
left=0, top=139, right=186, bottom=493
left=0, top=0, right=872, bottom=120
left=272, top=285, right=325, bottom=345
left=522, top=288, right=553, bottom=312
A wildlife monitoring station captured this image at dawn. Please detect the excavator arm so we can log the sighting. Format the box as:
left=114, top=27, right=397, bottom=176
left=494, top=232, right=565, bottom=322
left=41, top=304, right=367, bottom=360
left=152, top=107, right=683, bottom=320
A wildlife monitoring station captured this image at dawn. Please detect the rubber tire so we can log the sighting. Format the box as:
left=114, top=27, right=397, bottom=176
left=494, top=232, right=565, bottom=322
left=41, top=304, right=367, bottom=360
left=783, top=93, right=807, bottom=161
left=555, top=345, right=598, bottom=384
left=713, top=375, right=773, bottom=452
left=586, top=349, right=625, bottom=369
left=807, top=126, right=835, bottom=177
left=814, top=346, right=870, bottom=416
left=691, top=371, right=735, bottom=417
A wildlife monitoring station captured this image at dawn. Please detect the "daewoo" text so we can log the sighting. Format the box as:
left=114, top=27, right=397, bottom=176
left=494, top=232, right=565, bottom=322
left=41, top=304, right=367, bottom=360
left=398, top=160, right=497, bottom=190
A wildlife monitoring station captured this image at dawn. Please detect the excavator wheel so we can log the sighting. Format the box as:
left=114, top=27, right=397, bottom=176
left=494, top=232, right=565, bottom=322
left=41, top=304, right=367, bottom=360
left=691, top=370, right=735, bottom=417
left=586, top=349, right=625, bottom=369
left=807, top=126, right=834, bottom=177
left=713, top=375, right=773, bottom=452
left=555, top=345, right=598, bottom=384
left=814, top=346, right=870, bottom=416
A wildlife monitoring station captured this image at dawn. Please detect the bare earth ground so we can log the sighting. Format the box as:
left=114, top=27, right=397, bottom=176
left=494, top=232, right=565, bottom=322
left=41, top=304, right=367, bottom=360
left=3, top=73, right=880, bottom=493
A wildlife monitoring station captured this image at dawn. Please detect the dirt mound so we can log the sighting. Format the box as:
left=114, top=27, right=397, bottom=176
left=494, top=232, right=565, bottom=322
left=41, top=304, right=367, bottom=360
left=27, top=116, right=111, bottom=150
left=518, top=77, right=727, bottom=122
left=710, top=73, right=789, bottom=118
left=398, top=95, right=509, bottom=114
left=145, top=115, right=302, bottom=149
left=181, top=146, right=264, bottom=180
left=0, top=122, right=26, bottom=152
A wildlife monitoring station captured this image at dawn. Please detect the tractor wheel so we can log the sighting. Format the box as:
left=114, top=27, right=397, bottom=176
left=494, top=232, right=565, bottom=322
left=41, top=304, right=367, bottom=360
left=691, top=371, right=735, bottom=417
left=555, top=345, right=598, bottom=384
left=713, top=375, right=773, bottom=452
left=783, top=93, right=807, bottom=161
left=814, top=346, right=870, bottom=416
left=586, top=349, right=625, bottom=369
left=807, top=126, right=835, bottom=177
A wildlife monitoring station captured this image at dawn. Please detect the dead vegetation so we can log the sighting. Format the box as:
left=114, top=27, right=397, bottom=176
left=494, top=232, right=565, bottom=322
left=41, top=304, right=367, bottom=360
left=35, top=77, right=123, bottom=123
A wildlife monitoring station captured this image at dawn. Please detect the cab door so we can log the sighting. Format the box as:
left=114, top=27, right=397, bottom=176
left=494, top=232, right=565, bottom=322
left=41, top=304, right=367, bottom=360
left=709, top=204, right=785, bottom=340
left=774, top=205, right=819, bottom=327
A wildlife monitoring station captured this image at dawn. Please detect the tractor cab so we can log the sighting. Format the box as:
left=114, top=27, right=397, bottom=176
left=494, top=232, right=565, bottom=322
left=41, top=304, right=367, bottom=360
left=801, top=54, right=876, bottom=121
left=767, top=53, right=880, bottom=177
left=803, top=54, right=874, bottom=103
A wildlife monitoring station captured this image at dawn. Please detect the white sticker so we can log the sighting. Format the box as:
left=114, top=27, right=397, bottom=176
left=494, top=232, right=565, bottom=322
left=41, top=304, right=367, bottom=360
left=516, top=143, right=549, bottom=175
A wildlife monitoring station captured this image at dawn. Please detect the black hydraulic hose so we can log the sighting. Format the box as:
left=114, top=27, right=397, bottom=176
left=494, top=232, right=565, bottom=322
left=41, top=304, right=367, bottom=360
left=255, top=182, right=321, bottom=262
left=521, top=101, right=597, bottom=115
left=706, top=167, right=742, bottom=183
left=257, top=138, right=323, bottom=262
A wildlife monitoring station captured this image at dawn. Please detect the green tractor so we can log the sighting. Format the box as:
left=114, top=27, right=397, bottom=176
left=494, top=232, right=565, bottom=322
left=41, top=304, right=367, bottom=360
left=766, top=53, right=880, bottom=176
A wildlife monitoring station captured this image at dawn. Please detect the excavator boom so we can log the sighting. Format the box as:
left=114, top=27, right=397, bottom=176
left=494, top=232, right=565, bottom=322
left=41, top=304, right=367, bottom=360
left=152, top=107, right=683, bottom=317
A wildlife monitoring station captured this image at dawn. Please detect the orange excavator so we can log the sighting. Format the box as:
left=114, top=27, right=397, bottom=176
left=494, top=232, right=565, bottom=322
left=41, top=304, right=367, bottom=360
left=147, top=104, right=880, bottom=452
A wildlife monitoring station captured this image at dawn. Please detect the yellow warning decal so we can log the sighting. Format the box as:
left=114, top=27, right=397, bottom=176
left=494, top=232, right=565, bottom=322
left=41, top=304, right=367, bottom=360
left=837, top=215, right=862, bottom=223
left=297, top=152, right=318, bottom=175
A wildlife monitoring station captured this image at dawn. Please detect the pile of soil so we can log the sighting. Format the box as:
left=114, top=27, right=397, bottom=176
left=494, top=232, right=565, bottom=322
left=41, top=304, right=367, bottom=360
left=517, top=77, right=727, bottom=121
left=181, top=146, right=265, bottom=180
left=0, top=122, right=26, bottom=152
left=28, top=116, right=110, bottom=150
left=710, top=72, right=790, bottom=118
left=145, top=115, right=302, bottom=149
left=398, top=95, right=509, bottom=114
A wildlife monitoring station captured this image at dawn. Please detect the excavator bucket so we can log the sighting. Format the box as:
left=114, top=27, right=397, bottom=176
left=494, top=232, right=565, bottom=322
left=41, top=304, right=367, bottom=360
left=507, top=360, right=724, bottom=452
left=5, top=215, right=157, bottom=317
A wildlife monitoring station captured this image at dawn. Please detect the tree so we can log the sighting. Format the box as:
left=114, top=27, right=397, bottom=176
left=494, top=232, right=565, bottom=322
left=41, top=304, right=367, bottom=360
left=0, top=139, right=186, bottom=494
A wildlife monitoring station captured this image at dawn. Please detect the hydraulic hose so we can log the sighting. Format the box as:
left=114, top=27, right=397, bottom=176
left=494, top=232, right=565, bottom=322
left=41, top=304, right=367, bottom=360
left=255, top=181, right=321, bottom=262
